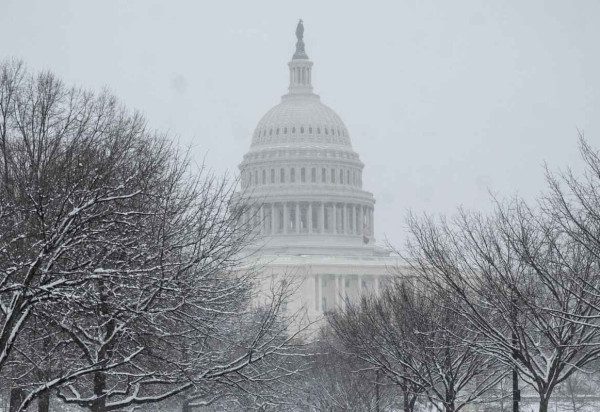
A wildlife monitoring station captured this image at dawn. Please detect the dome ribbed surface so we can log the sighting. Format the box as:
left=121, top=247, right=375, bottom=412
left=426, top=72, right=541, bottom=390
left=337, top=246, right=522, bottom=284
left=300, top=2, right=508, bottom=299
left=251, top=95, right=351, bottom=148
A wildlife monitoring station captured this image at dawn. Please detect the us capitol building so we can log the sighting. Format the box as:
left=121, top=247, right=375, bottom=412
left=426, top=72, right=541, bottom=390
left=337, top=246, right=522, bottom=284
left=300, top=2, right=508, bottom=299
left=237, top=21, right=397, bottom=321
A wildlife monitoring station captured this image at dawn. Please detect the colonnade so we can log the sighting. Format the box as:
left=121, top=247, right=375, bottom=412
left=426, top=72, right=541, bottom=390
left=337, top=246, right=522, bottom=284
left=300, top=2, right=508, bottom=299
left=313, top=273, right=381, bottom=312
left=245, top=201, right=374, bottom=237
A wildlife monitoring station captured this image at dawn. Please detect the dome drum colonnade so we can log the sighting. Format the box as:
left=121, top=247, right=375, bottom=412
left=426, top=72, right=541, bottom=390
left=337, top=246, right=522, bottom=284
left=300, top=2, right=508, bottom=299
left=238, top=19, right=376, bottom=254
left=243, top=200, right=374, bottom=238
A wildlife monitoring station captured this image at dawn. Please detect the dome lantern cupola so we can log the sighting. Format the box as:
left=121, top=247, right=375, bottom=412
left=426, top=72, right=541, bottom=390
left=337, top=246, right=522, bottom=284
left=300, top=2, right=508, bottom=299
left=288, top=19, right=313, bottom=95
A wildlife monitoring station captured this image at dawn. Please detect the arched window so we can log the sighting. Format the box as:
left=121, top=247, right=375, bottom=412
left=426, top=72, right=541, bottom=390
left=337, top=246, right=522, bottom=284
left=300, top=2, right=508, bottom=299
left=301, top=167, right=306, bottom=183
left=262, top=170, right=266, bottom=185
left=321, top=168, right=326, bottom=183
left=331, top=168, right=335, bottom=184
left=280, top=168, right=285, bottom=183
left=339, top=169, right=344, bottom=184
left=271, top=169, right=275, bottom=183
left=290, top=168, right=296, bottom=183
left=346, top=170, right=350, bottom=185
left=311, top=167, right=316, bottom=183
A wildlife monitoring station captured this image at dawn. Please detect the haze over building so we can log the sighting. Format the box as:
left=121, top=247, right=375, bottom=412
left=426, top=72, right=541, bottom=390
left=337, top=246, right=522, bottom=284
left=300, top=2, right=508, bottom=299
left=237, top=21, right=396, bottom=320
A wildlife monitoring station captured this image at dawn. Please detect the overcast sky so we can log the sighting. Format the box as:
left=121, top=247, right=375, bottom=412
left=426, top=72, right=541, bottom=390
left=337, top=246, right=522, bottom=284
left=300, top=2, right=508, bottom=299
left=1, top=0, right=599, bottom=247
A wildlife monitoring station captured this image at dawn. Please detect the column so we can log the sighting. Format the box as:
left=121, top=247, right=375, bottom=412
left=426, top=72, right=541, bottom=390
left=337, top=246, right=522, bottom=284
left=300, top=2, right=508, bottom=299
left=320, top=202, right=325, bottom=233
left=358, top=205, right=364, bottom=235
left=267, top=203, right=275, bottom=234
left=332, top=203, right=337, bottom=234
left=308, top=202, right=313, bottom=234
left=314, top=274, right=320, bottom=311
left=333, top=275, right=339, bottom=307
left=295, top=202, right=300, bottom=233
left=283, top=203, right=288, bottom=234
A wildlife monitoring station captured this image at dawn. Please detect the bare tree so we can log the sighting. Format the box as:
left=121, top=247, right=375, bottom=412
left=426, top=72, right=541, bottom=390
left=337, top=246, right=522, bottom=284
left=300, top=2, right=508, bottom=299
left=293, top=330, right=398, bottom=412
left=404, top=189, right=600, bottom=412
left=0, top=59, right=304, bottom=412
left=328, top=280, right=500, bottom=412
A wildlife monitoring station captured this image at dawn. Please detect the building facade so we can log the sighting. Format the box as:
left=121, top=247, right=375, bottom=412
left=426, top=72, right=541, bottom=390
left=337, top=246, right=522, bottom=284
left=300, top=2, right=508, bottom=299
left=237, top=21, right=396, bottom=322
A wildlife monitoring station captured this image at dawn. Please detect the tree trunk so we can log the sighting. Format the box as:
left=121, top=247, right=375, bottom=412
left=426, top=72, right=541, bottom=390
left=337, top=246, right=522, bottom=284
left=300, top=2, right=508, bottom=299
left=38, top=389, right=50, bottom=412
left=374, top=369, right=381, bottom=412
left=90, top=370, right=107, bottom=412
left=539, top=396, right=550, bottom=412
left=444, top=400, right=456, bottom=412
left=402, top=392, right=417, bottom=412
left=182, top=400, right=193, bottom=412
left=9, top=387, right=25, bottom=412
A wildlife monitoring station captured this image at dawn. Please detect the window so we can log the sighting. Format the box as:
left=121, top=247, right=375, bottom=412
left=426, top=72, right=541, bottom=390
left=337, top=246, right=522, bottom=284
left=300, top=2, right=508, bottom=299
left=301, top=167, right=306, bottom=183
left=321, top=168, right=326, bottom=183
left=270, top=169, right=275, bottom=184
left=292, top=127, right=295, bottom=133
left=340, top=169, right=344, bottom=184
left=262, top=170, right=266, bottom=185
left=280, top=168, right=285, bottom=183
left=276, top=128, right=279, bottom=135
left=269, top=129, right=272, bottom=136
left=309, top=127, right=312, bottom=134
left=311, top=167, right=316, bottom=183
left=317, top=127, right=321, bottom=134
left=284, top=127, right=287, bottom=134
left=331, top=168, right=335, bottom=184
left=300, top=127, right=304, bottom=134
left=346, top=170, right=350, bottom=185
left=290, top=168, right=296, bottom=183
left=254, top=170, right=258, bottom=185
left=325, top=128, right=328, bottom=135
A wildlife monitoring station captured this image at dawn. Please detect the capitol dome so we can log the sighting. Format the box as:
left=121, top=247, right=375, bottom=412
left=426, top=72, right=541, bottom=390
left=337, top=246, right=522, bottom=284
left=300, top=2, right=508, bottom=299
left=238, top=20, right=379, bottom=256
left=251, top=95, right=352, bottom=149
left=236, top=20, right=395, bottom=324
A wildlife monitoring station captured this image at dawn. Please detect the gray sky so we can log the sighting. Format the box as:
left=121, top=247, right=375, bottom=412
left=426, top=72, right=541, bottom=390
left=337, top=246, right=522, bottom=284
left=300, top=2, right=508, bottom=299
left=2, top=0, right=599, bottom=247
